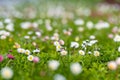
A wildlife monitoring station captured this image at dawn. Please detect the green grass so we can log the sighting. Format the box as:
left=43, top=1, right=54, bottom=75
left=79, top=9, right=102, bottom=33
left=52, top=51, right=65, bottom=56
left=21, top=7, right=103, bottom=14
left=0, top=1, right=120, bottom=80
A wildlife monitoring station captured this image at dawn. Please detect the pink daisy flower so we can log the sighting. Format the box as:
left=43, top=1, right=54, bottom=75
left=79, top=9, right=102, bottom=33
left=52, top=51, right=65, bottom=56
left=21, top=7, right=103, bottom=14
left=7, top=54, right=14, bottom=59
left=33, top=56, right=40, bottom=63
left=0, top=55, right=4, bottom=62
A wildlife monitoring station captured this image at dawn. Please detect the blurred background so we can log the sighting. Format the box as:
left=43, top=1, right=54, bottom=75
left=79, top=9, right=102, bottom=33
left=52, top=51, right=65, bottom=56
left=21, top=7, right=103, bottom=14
left=0, top=0, right=120, bottom=19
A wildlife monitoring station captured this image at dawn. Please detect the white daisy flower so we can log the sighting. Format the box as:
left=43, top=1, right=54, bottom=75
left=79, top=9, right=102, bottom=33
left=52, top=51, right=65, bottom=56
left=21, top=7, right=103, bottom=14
left=1, top=67, right=13, bottom=79
left=54, top=41, right=60, bottom=46
left=118, top=47, right=120, bottom=52
left=56, top=45, right=62, bottom=51
left=54, top=33, right=59, bottom=38
left=78, top=50, right=85, bottom=55
left=0, top=35, right=6, bottom=39
left=6, top=23, right=14, bottom=32
left=116, top=57, right=120, bottom=65
left=78, top=27, right=84, bottom=32
left=95, top=21, right=109, bottom=30
left=27, top=31, right=33, bottom=35
left=35, top=31, right=41, bottom=37
left=25, top=50, right=31, bottom=55
left=27, top=55, right=34, bottom=61
left=94, top=51, right=100, bottom=57
left=32, top=22, right=38, bottom=28
left=70, top=42, right=79, bottom=48
left=20, top=22, right=31, bottom=29
left=59, top=40, right=65, bottom=45
left=46, top=24, right=53, bottom=31
left=88, top=51, right=92, bottom=54
left=89, top=35, right=95, bottom=39
left=4, top=18, right=12, bottom=23
left=17, top=48, right=25, bottom=54
left=74, top=19, right=84, bottom=25
left=70, top=62, right=82, bottom=75
left=48, top=60, right=60, bottom=71
left=86, top=21, right=94, bottom=29
left=4, top=32, right=10, bottom=36
left=33, top=49, right=40, bottom=53
left=88, top=40, right=98, bottom=46
left=114, top=35, right=120, bottom=42
left=60, top=50, right=68, bottom=56
left=107, top=61, right=117, bottom=70
left=54, top=74, right=66, bottom=80
left=32, top=36, right=37, bottom=40
left=51, top=36, right=59, bottom=41
left=24, top=36, right=30, bottom=39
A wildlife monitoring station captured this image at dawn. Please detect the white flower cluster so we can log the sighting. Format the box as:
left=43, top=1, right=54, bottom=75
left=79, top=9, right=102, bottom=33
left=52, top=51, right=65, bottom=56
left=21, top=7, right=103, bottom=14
left=95, top=21, right=109, bottom=30
left=78, top=37, right=100, bottom=56
left=81, top=37, right=98, bottom=50
left=0, top=30, right=10, bottom=39
left=0, top=18, right=14, bottom=39
left=86, top=21, right=110, bottom=30
left=4, top=18, right=14, bottom=32
left=51, top=33, right=59, bottom=41
left=17, top=48, right=40, bottom=61
left=48, top=60, right=82, bottom=75
left=47, top=6, right=64, bottom=18
left=24, top=31, right=42, bottom=40
left=45, top=19, right=53, bottom=31
left=63, top=29, right=72, bottom=36
left=76, top=8, right=91, bottom=17
left=53, top=40, right=67, bottom=56
left=81, top=39, right=98, bottom=48
left=96, top=3, right=120, bottom=14
left=107, top=26, right=120, bottom=42
left=20, top=22, right=38, bottom=29
left=74, top=19, right=110, bottom=30
left=78, top=50, right=100, bottom=57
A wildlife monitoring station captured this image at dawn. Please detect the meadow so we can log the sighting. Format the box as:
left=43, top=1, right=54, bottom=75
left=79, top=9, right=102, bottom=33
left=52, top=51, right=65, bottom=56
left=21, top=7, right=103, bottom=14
left=0, top=0, right=120, bottom=80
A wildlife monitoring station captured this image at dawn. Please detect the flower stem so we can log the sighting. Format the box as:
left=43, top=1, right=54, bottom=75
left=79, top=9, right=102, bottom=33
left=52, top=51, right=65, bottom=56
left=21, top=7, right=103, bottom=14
left=31, top=63, right=35, bottom=76
left=6, top=59, right=12, bottom=67
left=72, top=48, right=75, bottom=54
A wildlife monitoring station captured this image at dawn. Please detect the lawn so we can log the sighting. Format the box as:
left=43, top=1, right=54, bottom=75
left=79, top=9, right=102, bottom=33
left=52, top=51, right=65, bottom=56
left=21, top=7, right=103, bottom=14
left=0, top=0, right=120, bottom=80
